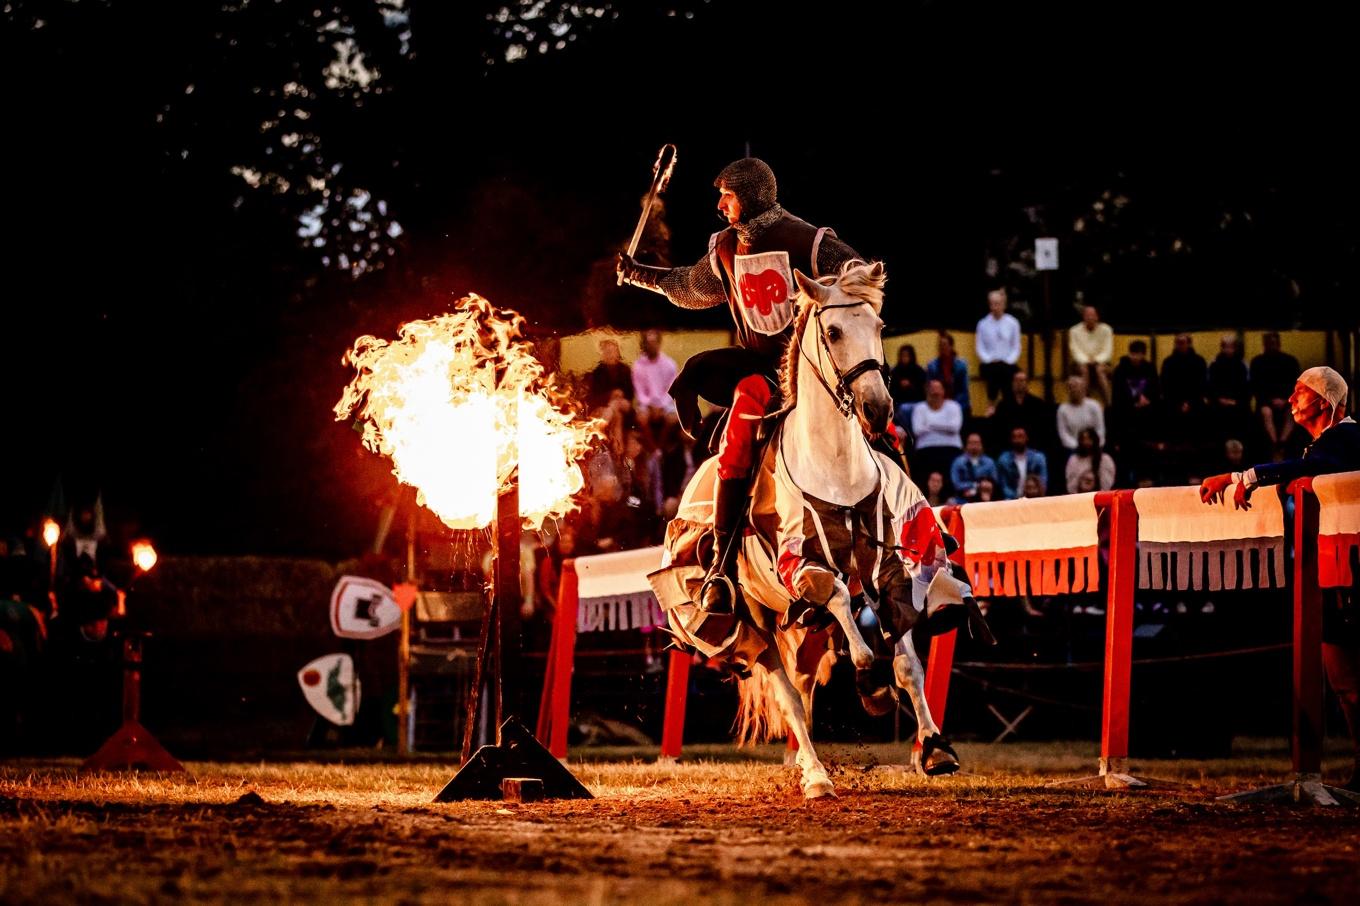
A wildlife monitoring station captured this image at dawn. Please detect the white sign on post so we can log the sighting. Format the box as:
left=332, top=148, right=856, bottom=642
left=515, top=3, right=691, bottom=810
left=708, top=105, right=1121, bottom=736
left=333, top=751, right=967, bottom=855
left=298, top=653, right=360, bottom=726
left=330, top=575, right=402, bottom=640
left=1035, top=237, right=1059, bottom=271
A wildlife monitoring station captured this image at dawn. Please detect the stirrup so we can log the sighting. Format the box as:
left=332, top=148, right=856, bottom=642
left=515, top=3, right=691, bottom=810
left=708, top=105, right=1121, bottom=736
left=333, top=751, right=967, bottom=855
left=697, top=574, right=736, bottom=614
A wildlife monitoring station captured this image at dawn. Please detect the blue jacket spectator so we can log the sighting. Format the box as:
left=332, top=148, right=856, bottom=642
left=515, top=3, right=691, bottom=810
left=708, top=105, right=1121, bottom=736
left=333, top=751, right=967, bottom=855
left=996, top=425, right=1049, bottom=499
left=949, top=432, right=997, bottom=503
left=926, top=332, right=971, bottom=414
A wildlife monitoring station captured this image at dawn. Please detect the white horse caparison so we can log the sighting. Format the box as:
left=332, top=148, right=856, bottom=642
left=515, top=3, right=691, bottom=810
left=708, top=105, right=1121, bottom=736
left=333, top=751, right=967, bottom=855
left=674, top=260, right=957, bottom=799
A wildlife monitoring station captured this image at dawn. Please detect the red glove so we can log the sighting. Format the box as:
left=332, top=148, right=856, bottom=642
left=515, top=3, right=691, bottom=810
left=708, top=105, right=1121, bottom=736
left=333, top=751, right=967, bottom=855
left=1199, top=473, right=1233, bottom=505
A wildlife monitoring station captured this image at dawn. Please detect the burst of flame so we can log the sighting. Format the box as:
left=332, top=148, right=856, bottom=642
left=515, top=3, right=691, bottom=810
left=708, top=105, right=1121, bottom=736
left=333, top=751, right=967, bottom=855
left=132, top=540, right=158, bottom=574
left=42, top=518, right=60, bottom=548
left=335, top=294, right=600, bottom=531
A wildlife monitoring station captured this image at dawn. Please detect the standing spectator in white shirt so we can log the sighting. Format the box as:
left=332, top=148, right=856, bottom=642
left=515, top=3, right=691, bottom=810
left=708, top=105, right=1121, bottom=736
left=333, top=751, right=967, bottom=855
left=632, top=328, right=678, bottom=444
left=975, top=288, right=1022, bottom=408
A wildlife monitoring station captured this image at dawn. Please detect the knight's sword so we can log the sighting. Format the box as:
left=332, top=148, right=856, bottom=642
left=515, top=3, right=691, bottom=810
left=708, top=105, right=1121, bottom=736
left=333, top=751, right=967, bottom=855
left=617, top=144, right=678, bottom=285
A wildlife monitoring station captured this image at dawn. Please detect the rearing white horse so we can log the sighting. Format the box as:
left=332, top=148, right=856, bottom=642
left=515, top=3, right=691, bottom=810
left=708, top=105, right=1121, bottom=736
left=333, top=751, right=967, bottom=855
left=651, top=260, right=983, bottom=799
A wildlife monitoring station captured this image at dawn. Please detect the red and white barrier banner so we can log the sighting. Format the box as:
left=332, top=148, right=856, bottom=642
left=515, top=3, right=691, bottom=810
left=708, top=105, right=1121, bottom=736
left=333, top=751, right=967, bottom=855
left=575, top=546, right=666, bottom=633
left=1313, top=471, right=1360, bottom=588
left=960, top=493, right=1100, bottom=596
left=1134, top=485, right=1284, bottom=591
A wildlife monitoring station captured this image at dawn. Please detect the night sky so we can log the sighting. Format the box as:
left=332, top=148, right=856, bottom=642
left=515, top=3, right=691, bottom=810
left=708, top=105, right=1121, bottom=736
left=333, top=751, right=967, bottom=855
left=4, top=1, right=1355, bottom=557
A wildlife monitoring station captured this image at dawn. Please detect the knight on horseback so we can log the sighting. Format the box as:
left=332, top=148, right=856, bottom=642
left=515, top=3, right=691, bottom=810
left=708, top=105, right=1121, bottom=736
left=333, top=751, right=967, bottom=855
left=617, top=157, right=887, bottom=615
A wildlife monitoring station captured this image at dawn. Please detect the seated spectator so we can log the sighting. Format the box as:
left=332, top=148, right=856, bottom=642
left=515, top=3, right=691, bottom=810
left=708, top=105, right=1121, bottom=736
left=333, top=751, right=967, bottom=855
left=1207, top=333, right=1251, bottom=440
left=949, top=432, right=998, bottom=504
left=588, top=338, right=634, bottom=412
left=619, top=430, right=661, bottom=543
left=926, top=332, right=971, bottom=415
left=911, top=380, right=964, bottom=491
left=997, top=426, right=1049, bottom=500
left=1111, top=339, right=1159, bottom=418
left=1065, top=427, right=1116, bottom=493
left=1109, top=339, right=1160, bottom=476
left=1251, top=330, right=1301, bottom=455
left=1021, top=473, right=1047, bottom=498
left=975, top=288, right=1021, bottom=406
left=1222, top=438, right=1247, bottom=474
left=1068, top=304, right=1114, bottom=403
left=889, top=344, right=927, bottom=433
left=975, top=476, right=998, bottom=503
left=1161, top=332, right=1208, bottom=418
left=923, top=471, right=946, bottom=507
left=1057, top=375, right=1105, bottom=454
left=991, top=369, right=1054, bottom=451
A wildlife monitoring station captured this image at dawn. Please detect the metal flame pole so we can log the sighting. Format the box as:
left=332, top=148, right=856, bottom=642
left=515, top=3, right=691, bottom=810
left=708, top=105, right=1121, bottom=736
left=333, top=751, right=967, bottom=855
left=435, top=473, right=591, bottom=802
left=494, top=479, right=523, bottom=743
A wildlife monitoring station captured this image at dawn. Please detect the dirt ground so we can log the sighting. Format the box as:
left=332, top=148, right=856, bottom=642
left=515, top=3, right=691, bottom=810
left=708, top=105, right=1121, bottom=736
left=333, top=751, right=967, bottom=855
left=2, top=740, right=1359, bottom=905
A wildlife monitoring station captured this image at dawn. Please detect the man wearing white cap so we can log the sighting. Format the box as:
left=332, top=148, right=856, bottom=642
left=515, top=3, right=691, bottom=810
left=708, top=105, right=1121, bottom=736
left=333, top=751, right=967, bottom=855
left=1201, top=364, right=1360, bottom=791
left=1200, top=366, right=1359, bottom=510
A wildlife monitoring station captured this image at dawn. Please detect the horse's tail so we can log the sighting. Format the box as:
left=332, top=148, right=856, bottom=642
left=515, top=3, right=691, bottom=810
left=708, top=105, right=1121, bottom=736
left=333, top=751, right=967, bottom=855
left=733, top=664, right=788, bottom=746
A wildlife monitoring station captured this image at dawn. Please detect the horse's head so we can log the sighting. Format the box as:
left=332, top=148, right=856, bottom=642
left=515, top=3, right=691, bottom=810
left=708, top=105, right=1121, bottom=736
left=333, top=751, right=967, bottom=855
left=789, top=260, right=893, bottom=438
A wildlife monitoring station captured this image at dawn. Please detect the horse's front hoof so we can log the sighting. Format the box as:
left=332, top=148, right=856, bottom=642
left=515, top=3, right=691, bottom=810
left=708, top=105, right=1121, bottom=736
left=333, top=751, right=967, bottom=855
left=803, top=779, right=837, bottom=800
left=919, top=733, right=961, bottom=777
left=923, top=749, right=960, bottom=776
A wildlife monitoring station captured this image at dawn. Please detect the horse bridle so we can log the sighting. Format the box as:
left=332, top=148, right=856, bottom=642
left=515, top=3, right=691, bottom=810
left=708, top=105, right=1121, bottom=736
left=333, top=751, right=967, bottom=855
left=801, top=300, right=887, bottom=419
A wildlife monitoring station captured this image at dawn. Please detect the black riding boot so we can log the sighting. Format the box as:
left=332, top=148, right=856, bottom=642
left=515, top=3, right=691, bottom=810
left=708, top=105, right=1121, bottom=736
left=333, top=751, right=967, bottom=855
left=699, top=476, right=751, bottom=614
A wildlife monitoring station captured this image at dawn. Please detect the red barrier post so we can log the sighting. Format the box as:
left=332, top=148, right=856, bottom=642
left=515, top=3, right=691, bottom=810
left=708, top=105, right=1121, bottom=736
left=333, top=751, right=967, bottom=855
left=534, top=559, right=579, bottom=759
left=923, top=506, right=964, bottom=727
left=1099, top=489, right=1138, bottom=779
left=659, top=649, right=691, bottom=760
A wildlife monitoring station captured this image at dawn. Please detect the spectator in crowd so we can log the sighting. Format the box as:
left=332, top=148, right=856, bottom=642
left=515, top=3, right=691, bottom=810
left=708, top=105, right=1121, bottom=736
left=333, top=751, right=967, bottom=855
left=975, top=476, right=998, bottom=503
left=923, top=471, right=946, bottom=507
left=1160, top=333, right=1209, bottom=470
left=911, top=380, right=964, bottom=490
left=1057, top=375, right=1105, bottom=454
left=1207, top=333, right=1251, bottom=440
left=588, top=338, right=633, bottom=412
left=619, top=429, right=661, bottom=543
left=631, top=328, right=678, bottom=443
left=889, top=344, right=927, bottom=432
left=949, top=431, right=998, bottom=503
left=1065, top=427, right=1116, bottom=493
left=991, top=369, right=1053, bottom=451
left=975, top=288, right=1021, bottom=406
left=1068, top=304, right=1114, bottom=403
left=1111, top=339, right=1159, bottom=422
left=1022, top=473, right=1047, bottom=498
left=1222, top=438, right=1247, bottom=474
left=1161, top=332, right=1208, bottom=419
left=1200, top=366, right=1360, bottom=791
left=926, top=332, right=971, bottom=415
left=1251, top=331, right=1301, bottom=455
left=1109, top=339, right=1160, bottom=473
left=652, top=412, right=695, bottom=521
left=997, top=426, right=1049, bottom=501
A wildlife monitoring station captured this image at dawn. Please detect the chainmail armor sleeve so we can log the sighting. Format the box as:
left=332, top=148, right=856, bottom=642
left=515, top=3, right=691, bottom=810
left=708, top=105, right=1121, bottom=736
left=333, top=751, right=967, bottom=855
left=815, top=231, right=863, bottom=279
left=658, top=255, right=727, bottom=310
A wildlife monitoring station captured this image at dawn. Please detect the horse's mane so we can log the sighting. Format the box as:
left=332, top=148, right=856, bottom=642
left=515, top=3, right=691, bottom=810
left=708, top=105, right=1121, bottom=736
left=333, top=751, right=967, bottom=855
left=778, top=259, right=887, bottom=408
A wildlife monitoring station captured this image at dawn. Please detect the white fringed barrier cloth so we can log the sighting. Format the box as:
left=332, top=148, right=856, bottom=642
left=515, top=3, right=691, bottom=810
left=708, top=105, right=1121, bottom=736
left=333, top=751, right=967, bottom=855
left=960, top=493, right=1101, bottom=596
left=1313, top=471, right=1360, bottom=588
left=575, top=546, right=666, bottom=633
left=1133, top=485, right=1284, bottom=591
